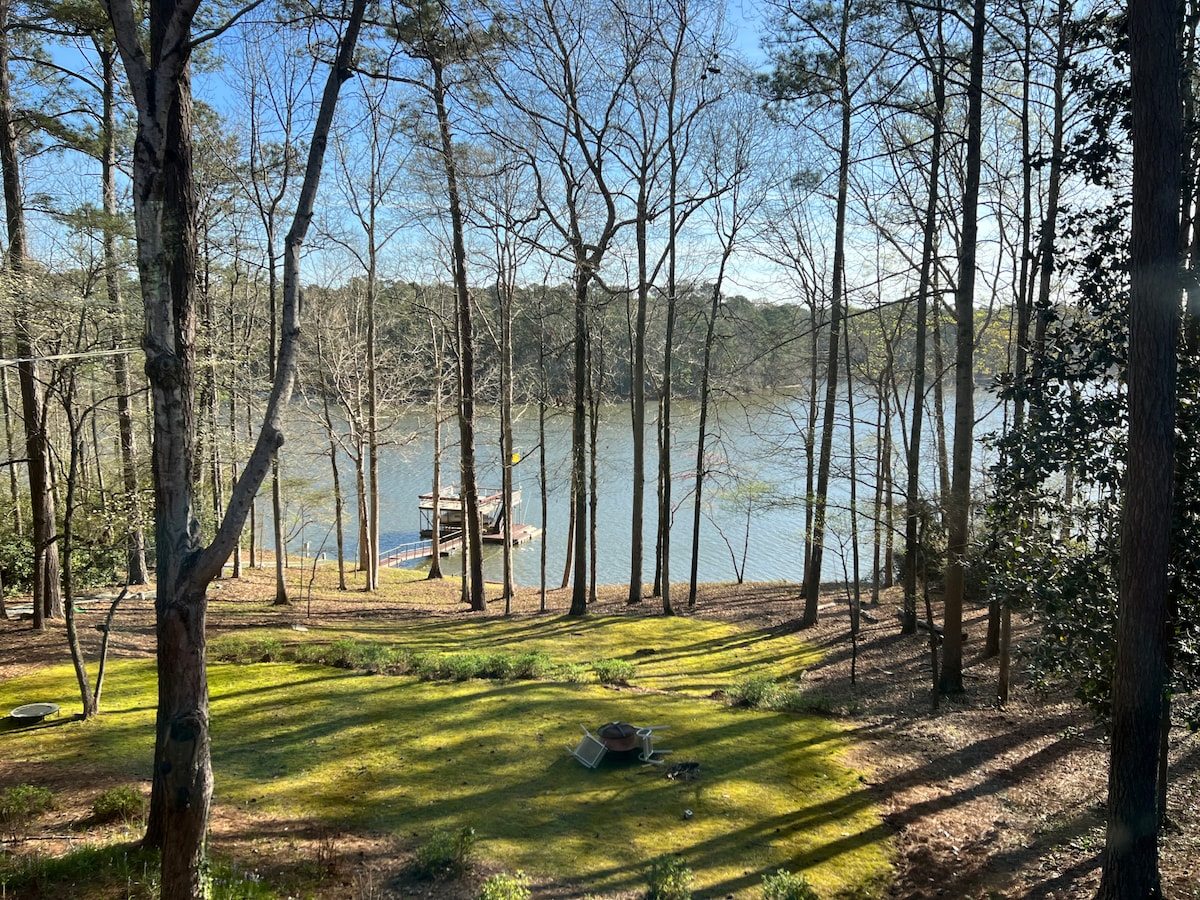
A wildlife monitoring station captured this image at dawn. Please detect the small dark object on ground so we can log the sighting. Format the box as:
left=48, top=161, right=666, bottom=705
left=665, top=761, right=700, bottom=782
left=9, top=703, right=59, bottom=722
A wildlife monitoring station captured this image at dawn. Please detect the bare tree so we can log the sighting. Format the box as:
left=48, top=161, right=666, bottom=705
left=765, top=0, right=887, bottom=627
left=496, top=0, right=642, bottom=615
left=939, top=0, right=986, bottom=694
left=387, top=0, right=502, bottom=610
left=898, top=0, right=947, bottom=636
left=325, top=79, right=413, bottom=591
left=103, top=0, right=367, bottom=892
left=230, top=20, right=320, bottom=605
left=687, top=82, right=773, bottom=607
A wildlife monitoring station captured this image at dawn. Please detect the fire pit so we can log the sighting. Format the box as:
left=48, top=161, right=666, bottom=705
left=570, top=722, right=673, bottom=768
left=596, top=722, right=640, bottom=754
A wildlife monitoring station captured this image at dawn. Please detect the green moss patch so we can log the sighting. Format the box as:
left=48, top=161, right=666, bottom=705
left=0, top=616, right=888, bottom=898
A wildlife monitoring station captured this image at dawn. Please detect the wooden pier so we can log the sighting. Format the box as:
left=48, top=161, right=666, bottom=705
left=380, top=530, right=464, bottom=567
left=379, top=512, right=543, bottom=568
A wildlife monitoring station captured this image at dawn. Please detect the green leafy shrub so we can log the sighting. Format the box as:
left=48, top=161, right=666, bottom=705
left=593, top=658, right=635, bottom=685
left=443, top=653, right=487, bottom=681
left=780, top=693, right=834, bottom=716
left=356, top=643, right=404, bottom=673
left=72, top=544, right=122, bottom=589
left=412, top=825, right=476, bottom=878
left=209, top=636, right=251, bottom=660
left=0, top=783, right=55, bottom=829
left=644, top=854, right=692, bottom=900
left=92, top=785, right=147, bottom=824
left=211, top=636, right=287, bottom=663
left=554, top=662, right=588, bottom=683
left=287, top=643, right=325, bottom=665
left=761, top=869, right=820, bottom=900
left=511, top=651, right=552, bottom=679
left=208, top=637, right=577, bottom=686
left=477, top=870, right=531, bottom=900
left=326, top=638, right=366, bottom=669
left=727, top=675, right=784, bottom=709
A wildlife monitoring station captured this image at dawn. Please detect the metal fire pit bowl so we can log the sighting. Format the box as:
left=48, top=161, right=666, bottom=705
left=597, top=721, right=640, bottom=753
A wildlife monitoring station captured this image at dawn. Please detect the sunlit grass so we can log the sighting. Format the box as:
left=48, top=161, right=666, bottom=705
left=0, top=613, right=888, bottom=898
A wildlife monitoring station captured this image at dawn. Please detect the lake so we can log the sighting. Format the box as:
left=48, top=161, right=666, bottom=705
left=266, top=392, right=1004, bottom=589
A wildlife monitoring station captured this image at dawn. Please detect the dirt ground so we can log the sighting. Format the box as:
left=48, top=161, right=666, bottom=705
left=1, top=575, right=1198, bottom=899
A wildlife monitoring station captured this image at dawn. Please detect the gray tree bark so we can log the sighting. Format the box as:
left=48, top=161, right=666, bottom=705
left=104, top=1, right=366, bottom=893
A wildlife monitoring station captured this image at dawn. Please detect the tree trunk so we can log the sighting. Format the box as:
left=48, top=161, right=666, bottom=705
left=1, top=0, right=61, bottom=627
left=62, top=398, right=97, bottom=718
left=365, top=255, right=380, bottom=592
left=107, top=2, right=367, bottom=892
left=316, top=330, right=347, bottom=590
left=538, top=301, right=548, bottom=611
left=500, top=275, right=515, bottom=608
left=266, top=227, right=288, bottom=603
left=629, top=198, right=650, bottom=605
left=931, top=298, right=951, bottom=518
left=588, top=331, right=600, bottom=607
left=902, top=0, right=946, bottom=635
left=569, top=271, right=589, bottom=616
left=2, top=362, right=21, bottom=535
left=802, top=314, right=819, bottom=586
left=939, top=0, right=985, bottom=696
left=431, top=58, right=485, bottom=612
left=801, top=0, right=852, bottom=628
left=271, top=462, right=288, bottom=602
left=1095, top=0, right=1180, bottom=892
left=427, top=316, right=444, bottom=580
left=690, top=247, right=736, bottom=607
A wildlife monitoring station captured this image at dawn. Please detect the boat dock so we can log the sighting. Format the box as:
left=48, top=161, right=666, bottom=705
left=379, top=485, right=543, bottom=568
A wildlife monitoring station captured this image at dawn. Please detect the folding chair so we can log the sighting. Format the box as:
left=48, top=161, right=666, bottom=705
left=570, top=725, right=608, bottom=768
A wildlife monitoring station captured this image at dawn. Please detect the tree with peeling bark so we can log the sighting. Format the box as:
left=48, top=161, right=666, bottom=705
left=101, top=0, right=368, bottom=893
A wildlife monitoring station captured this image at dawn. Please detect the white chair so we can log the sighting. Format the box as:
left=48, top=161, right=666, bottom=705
left=570, top=725, right=608, bottom=768
left=636, top=726, right=672, bottom=765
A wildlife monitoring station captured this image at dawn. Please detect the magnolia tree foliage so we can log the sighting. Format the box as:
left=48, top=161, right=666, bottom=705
left=980, top=8, right=1199, bottom=730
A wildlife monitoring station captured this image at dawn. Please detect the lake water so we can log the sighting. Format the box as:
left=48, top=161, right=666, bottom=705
left=267, top=392, right=1003, bottom=589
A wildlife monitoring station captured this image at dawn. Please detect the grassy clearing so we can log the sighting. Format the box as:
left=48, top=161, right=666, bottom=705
left=0, top=612, right=889, bottom=898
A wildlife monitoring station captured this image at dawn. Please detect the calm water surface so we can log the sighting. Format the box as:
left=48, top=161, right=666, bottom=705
left=268, top=394, right=1002, bottom=589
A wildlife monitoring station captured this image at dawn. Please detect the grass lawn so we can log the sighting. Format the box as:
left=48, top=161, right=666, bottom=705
left=0, top=611, right=890, bottom=898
